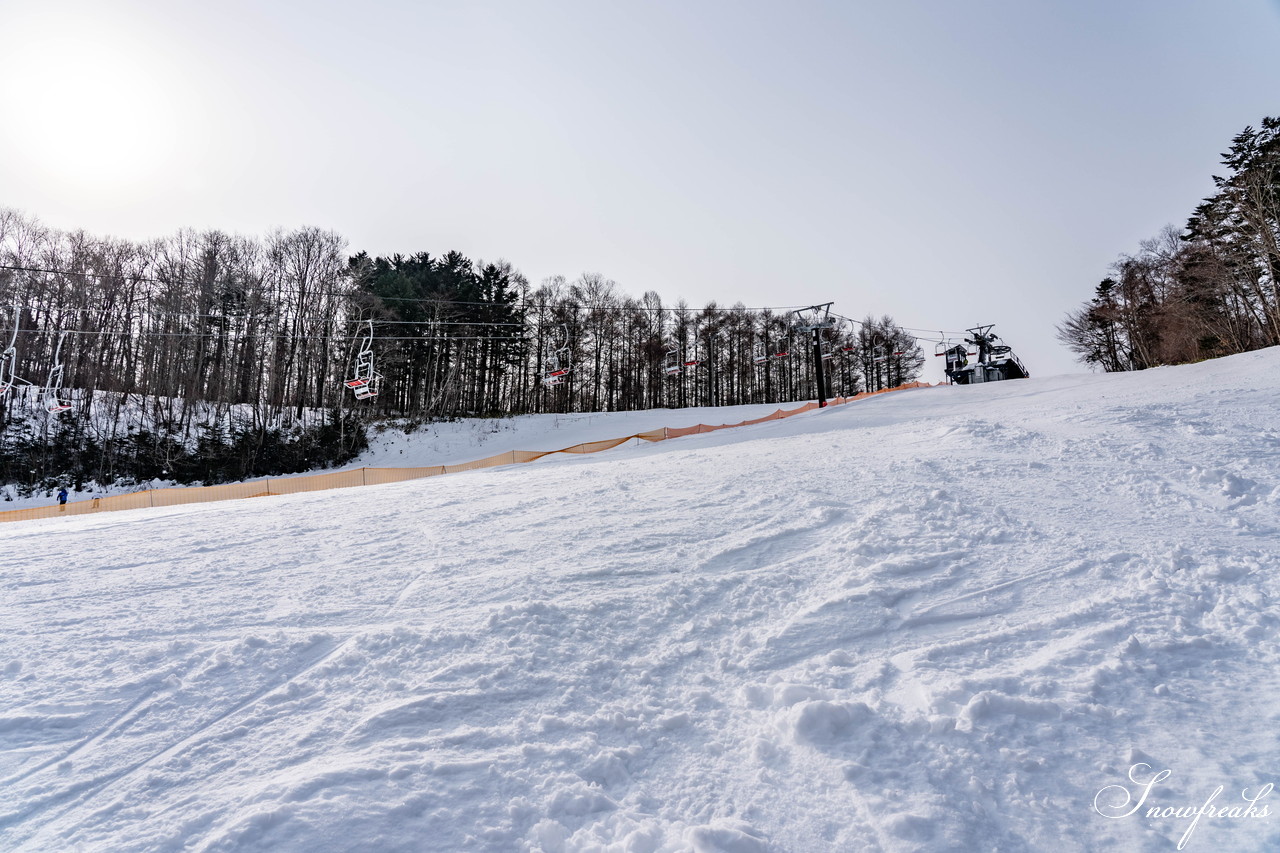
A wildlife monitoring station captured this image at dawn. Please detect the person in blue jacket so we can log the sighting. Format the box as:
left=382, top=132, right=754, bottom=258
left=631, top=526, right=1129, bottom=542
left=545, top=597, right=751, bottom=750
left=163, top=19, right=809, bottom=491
left=57, top=487, right=68, bottom=506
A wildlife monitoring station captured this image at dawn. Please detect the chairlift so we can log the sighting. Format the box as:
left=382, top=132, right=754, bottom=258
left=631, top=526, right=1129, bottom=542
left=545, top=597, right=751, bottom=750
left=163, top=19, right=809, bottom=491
left=42, top=330, right=72, bottom=414
left=684, top=326, right=704, bottom=367
left=543, top=365, right=570, bottom=387
left=753, top=344, right=768, bottom=366
left=935, top=336, right=970, bottom=382
left=933, top=335, right=975, bottom=358
left=663, top=342, right=681, bottom=377
left=344, top=319, right=382, bottom=400
left=542, top=324, right=572, bottom=387
left=0, top=306, right=28, bottom=397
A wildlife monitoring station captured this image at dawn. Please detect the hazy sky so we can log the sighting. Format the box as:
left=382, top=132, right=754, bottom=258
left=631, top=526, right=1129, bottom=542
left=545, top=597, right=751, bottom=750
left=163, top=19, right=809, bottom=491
left=2, top=0, right=1279, bottom=379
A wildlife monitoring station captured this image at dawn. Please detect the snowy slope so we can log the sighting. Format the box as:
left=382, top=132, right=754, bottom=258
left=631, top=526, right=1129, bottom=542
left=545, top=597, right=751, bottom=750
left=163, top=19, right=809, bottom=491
left=9, top=402, right=804, bottom=509
left=342, top=403, right=816, bottom=470
left=3, top=352, right=1280, bottom=852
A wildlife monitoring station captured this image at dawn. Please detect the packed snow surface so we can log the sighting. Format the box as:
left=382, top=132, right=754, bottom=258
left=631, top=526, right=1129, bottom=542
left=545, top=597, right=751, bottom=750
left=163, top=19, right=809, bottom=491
left=4, top=351, right=1280, bottom=852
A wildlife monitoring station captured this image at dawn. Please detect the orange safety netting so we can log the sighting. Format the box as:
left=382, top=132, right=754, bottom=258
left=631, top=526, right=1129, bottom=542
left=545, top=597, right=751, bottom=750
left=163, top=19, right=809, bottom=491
left=1, top=382, right=933, bottom=524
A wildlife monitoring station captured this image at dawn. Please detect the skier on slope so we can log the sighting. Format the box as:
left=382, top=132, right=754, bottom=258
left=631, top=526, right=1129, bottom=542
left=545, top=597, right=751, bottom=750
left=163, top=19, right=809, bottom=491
left=57, top=487, right=68, bottom=507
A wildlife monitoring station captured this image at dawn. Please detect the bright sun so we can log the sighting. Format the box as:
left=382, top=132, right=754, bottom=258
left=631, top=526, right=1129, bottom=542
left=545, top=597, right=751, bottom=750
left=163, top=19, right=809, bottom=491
left=1, top=17, right=181, bottom=195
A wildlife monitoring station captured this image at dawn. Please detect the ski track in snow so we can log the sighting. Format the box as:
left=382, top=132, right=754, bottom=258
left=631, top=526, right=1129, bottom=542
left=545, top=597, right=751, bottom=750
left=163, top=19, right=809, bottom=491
left=3, top=351, right=1280, bottom=851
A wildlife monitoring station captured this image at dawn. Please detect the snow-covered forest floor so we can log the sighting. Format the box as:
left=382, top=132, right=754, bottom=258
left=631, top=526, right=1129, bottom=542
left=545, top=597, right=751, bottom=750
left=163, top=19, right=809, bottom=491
left=3, top=350, right=1279, bottom=851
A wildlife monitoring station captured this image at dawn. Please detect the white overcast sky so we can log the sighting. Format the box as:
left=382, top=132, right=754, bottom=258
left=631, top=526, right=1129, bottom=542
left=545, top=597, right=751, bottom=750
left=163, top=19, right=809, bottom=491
left=2, top=0, right=1279, bottom=378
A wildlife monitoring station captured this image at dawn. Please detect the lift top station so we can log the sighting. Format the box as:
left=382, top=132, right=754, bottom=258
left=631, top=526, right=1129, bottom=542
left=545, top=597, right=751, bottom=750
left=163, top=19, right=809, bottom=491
left=943, top=325, right=1029, bottom=385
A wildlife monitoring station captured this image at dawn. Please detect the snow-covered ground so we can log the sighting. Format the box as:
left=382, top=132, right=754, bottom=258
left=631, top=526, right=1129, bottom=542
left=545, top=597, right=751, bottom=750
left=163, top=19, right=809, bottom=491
left=7, top=402, right=807, bottom=509
left=345, top=402, right=817, bottom=470
left=3, top=351, right=1279, bottom=852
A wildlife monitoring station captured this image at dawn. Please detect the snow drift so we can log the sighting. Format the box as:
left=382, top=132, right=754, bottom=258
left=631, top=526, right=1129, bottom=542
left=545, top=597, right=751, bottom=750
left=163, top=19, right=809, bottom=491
left=3, top=350, right=1279, bottom=852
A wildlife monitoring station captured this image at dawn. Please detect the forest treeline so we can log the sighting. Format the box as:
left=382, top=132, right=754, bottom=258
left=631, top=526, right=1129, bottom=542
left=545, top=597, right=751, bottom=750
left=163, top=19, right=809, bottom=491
left=0, top=209, right=923, bottom=491
left=1058, top=117, right=1280, bottom=370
